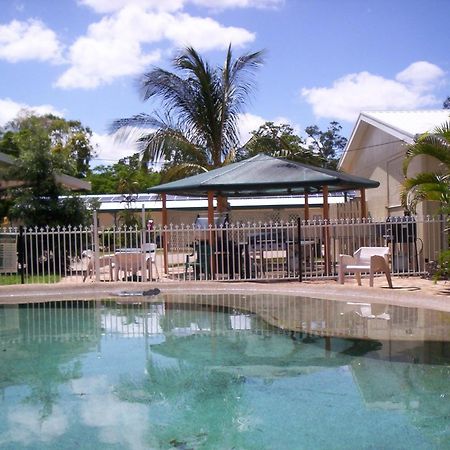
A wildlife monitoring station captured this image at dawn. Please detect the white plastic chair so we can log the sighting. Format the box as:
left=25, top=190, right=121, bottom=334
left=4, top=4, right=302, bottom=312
left=142, top=243, right=160, bottom=280
left=338, top=246, right=393, bottom=288
left=114, top=252, right=149, bottom=281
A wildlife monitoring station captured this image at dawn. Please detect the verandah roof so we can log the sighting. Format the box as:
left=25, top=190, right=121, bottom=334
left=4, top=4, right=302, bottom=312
left=148, top=153, right=379, bottom=197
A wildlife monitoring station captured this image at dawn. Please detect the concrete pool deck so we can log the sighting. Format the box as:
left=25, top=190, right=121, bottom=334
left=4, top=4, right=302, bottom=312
left=1, top=275, right=450, bottom=313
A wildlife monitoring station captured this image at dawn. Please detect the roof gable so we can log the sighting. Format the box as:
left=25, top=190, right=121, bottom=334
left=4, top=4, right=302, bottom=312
left=339, top=110, right=450, bottom=169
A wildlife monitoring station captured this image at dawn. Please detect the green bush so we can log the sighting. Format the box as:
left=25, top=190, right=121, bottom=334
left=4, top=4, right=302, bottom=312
left=432, top=250, right=450, bottom=281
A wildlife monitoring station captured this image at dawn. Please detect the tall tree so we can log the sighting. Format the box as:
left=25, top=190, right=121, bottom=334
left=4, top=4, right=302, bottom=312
left=1, top=113, right=94, bottom=226
left=1, top=112, right=95, bottom=178
left=113, top=45, right=264, bottom=181
left=304, top=121, right=347, bottom=169
left=401, top=121, right=450, bottom=213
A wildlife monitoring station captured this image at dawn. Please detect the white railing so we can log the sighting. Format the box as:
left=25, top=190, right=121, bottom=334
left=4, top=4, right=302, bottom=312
left=0, top=215, right=447, bottom=284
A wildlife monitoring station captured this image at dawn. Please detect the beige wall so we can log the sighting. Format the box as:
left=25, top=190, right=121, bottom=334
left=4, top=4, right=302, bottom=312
left=343, top=126, right=412, bottom=219
left=97, top=206, right=328, bottom=227
left=343, top=123, right=444, bottom=219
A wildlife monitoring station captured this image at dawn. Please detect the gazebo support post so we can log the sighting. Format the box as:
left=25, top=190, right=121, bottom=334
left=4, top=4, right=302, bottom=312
left=322, top=185, right=331, bottom=276
left=208, top=191, right=215, bottom=227
left=162, top=193, right=169, bottom=275
left=360, top=188, right=367, bottom=219
left=207, top=191, right=216, bottom=279
left=304, top=191, right=310, bottom=222
left=216, top=194, right=228, bottom=213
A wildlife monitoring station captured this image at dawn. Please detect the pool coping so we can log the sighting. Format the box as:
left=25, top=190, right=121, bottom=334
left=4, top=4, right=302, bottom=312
left=1, top=278, right=450, bottom=313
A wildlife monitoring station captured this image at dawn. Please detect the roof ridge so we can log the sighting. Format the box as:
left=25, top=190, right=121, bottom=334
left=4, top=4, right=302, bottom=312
left=198, top=153, right=265, bottom=186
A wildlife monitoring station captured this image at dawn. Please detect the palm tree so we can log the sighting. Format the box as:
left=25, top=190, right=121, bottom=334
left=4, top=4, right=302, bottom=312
left=401, top=121, right=450, bottom=214
left=113, top=45, right=264, bottom=181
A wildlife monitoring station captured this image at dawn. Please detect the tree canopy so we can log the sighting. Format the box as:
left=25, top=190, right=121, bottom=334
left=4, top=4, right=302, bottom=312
left=88, top=153, right=160, bottom=194
left=304, top=121, right=347, bottom=169
left=239, top=121, right=347, bottom=169
left=237, top=122, right=320, bottom=166
left=1, top=112, right=95, bottom=178
left=0, top=112, right=95, bottom=226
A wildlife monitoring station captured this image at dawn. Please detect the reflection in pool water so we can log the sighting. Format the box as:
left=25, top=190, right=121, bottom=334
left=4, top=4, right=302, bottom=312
left=0, top=293, right=449, bottom=449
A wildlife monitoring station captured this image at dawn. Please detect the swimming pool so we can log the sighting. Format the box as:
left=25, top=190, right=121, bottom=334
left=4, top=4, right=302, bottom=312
left=0, top=293, right=449, bottom=449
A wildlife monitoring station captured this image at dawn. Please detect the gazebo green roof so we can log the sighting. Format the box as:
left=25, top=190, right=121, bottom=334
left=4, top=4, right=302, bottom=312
left=148, top=153, right=379, bottom=197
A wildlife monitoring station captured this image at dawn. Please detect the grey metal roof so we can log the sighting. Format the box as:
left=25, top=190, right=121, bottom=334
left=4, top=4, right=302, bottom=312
left=148, top=153, right=379, bottom=197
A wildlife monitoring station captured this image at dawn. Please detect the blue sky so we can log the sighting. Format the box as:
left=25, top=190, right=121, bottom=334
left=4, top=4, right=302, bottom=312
left=0, top=0, right=448, bottom=166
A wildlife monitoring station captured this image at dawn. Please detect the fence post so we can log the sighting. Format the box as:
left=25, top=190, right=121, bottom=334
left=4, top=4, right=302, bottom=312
left=18, top=226, right=25, bottom=284
left=93, top=210, right=100, bottom=282
left=297, top=217, right=302, bottom=282
left=141, top=204, right=148, bottom=282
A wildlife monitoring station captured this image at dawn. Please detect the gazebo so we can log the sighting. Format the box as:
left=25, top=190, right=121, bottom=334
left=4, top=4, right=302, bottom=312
left=149, top=154, right=380, bottom=277
left=149, top=153, right=379, bottom=226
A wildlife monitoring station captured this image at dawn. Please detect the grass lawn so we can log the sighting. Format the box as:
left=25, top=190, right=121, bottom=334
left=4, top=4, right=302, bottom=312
left=0, top=274, right=61, bottom=285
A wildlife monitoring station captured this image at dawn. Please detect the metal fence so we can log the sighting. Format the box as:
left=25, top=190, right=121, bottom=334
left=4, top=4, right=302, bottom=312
left=0, top=214, right=447, bottom=284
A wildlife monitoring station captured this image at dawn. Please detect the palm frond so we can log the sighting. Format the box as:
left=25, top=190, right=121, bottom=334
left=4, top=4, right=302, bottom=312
left=401, top=171, right=450, bottom=212
left=403, top=122, right=450, bottom=174
left=160, top=162, right=208, bottom=184
left=113, top=45, right=264, bottom=175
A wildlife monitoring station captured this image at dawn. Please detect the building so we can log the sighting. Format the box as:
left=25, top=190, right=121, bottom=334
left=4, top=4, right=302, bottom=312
left=84, top=192, right=351, bottom=227
left=339, top=110, right=450, bottom=219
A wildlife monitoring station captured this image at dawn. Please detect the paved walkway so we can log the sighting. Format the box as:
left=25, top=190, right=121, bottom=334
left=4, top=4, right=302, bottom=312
left=1, top=275, right=450, bottom=312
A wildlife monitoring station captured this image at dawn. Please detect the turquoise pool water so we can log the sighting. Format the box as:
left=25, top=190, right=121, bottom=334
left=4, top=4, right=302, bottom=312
left=0, top=294, right=449, bottom=449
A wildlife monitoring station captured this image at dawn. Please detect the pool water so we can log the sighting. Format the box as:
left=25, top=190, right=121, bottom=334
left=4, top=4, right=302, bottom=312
left=0, top=294, right=449, bottom=449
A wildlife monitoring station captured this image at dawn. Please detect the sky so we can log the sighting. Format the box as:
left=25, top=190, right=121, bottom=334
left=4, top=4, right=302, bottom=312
left=0, top=0, right=449, bottom=167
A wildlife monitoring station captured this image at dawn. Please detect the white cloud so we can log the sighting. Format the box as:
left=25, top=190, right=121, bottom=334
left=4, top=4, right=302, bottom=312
left=192, top=0, right=283, bottom=9
left=56, top=5, right=254, bottom=89
left=301, top=61, right=446, bottom=122
left=79, top=0, right=282, bottom=13
left=78, top=0, right=184, bottom=14
left=5, top=405, right=68, bottom=445
left=55, top=6, right=162, bottom=89
left=0, top=19, right=63, bottom=63
left=396, top=60, right=445, bottom=90
left=0, top=98, right=65, bottom=126
left=91, top=131, right=140, bottom=166
left=238, top=112, right=266, bottom=144
left=164, top=13, right=255, bottom=50
left=72, top=376, right=149, bottom=449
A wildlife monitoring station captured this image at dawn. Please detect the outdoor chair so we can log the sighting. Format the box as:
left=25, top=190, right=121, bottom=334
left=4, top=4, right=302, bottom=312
left=185, top=240, right=211, bottom=279
left=142, top=242, right=160, bottom=280
left=114, top=252, right=150, bottom=281
left=82, top=251, right=114, bottom=282
left=338, top=246, right=393, bottom=288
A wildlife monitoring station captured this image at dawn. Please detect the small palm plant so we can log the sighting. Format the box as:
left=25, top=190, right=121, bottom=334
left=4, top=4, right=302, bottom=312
left=401, top=121, right=450, bottom=214
left=402, top=120, right=450, bottom=279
